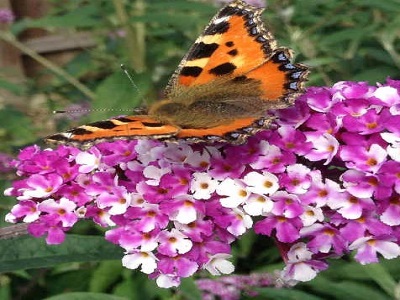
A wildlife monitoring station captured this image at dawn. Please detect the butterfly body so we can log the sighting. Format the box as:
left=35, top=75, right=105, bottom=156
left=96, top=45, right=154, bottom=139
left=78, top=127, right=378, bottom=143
left=45, top=0, right=309, bottom=148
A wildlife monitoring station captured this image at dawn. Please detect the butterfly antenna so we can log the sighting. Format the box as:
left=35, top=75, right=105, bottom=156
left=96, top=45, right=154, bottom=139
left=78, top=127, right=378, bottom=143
left=120, top=64, right=146, bottom=99
left=53, top=107, right=133, bottom=115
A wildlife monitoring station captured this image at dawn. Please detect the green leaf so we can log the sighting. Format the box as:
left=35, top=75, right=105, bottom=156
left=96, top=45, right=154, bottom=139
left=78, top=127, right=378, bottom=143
left=256, top=287, right=324, bottom=300
left=321, top=28, right=372, bottom=46
left=304, top=276, right=391, bottom=300
left=0, top=276, right=11, bottom=300
left=363, top=263, right=397, bottom=297
left=47, top=268, right=93, bottom=295
left=89, top=261, right=124, bottom=293
left=150, top=0, right=214, bottom=12
left=21, top=5, right=102, bottom=29
left=0, top=79, right=25, bottom=95
left=0, top=106, right=37, bottom=146
left=351, top=66, right=397, bottom=83
left=43, top=292, right=128, bottom=300
left=0, top=234, right=123, bottom=272
left=130, top=13, right=203, bottom=27
left=179, top=278, right=202, bottom=300
left=112, top=273, right=170, bottom=300
left=353, top=0, right=400, bottom=12
left=93, top=72, right=152, bottom=121
left=64, top=52, right=97, bottom=79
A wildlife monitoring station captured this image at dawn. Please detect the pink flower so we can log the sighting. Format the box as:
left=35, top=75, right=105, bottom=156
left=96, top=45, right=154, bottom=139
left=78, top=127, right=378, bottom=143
left=350, top=236, right=400, bottom=264
left=20, top=173, right=63, bottom=200
left=158, top=229, right=193, bottom=256
left=37, top=197, right=78, bottom=227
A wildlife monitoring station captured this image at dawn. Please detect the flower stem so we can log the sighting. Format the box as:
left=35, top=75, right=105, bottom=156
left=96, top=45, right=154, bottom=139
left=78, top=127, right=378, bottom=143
left=0, top=224, right=28, bottom=239
left=112, top=0, right=146, bottom=73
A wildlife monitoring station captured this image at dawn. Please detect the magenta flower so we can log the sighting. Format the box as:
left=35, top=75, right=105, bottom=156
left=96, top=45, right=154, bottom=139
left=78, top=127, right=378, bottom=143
left=0, top=152, right=14, bottom=173
left=196, top=272, right=276, bottom=300
left=5, top=78, right=400, bottom=288
left=349, top=236, right=400, bottom=264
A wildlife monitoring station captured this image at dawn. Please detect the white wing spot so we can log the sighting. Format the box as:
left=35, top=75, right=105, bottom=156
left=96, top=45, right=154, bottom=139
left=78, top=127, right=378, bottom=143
left=213, top=16, right=230, bottom=24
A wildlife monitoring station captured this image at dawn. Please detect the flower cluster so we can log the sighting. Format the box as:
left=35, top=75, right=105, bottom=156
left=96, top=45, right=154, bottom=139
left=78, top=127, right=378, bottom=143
left=196, top=272, right=276, bottom=300
left=4, top=79, right=400, bottom=288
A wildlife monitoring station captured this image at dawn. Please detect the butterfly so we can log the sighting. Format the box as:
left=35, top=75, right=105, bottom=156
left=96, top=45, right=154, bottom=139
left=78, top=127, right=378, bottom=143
left=45, top=0, right=309, bottom=148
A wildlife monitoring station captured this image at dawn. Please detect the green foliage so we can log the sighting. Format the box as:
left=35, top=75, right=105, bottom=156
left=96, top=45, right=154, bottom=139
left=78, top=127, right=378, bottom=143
left=0, top=105, right=37, bottom=150
left=1, top=0, right=400, bottom=299
left=0, top=78, right=25, bottom=95
left=0, top=235, right=123, bottom=272
left=44, top=293, right=128, bottom=300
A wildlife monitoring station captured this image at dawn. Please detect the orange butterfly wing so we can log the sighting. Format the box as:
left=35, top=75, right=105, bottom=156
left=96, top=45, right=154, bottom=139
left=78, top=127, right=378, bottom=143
left=45, top=116, right=179, bottom=147
left=166, top=0, right=308, bottom=107
left=45, top=0, right=308, bottom=147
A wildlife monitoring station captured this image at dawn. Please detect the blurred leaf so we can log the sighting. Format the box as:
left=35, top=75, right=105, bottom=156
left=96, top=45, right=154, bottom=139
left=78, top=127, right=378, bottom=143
left=235, top=230, right=257, bottom=258
left=0, top=79, right=25, bottom=95
left=93, top=71, right=152, bottom=121
left=179, top=278, right=202, bottom=300
left=130, top=13, right=203, bottom=27
left=321, top=28, right=374, bottom=46
left=353, top=0, right=400, bottom=12
left=150, top=0, right=214, bottom=12
left=20, top=5, right=102, bottom=29
left=47, top=268, right=93, bottom=295
left=363, top=263, right=396, bottom=297
left=303, top=276, right=391, bottom=300
left=64, top=52, right=97, bottom=79
left=112, top=273, right=171, bottom=300
left=89, top=261, right=124, bottom=293
left=44, top=292, right=128, bottom=300
left=0, top=106, right=36, bottom=146
left=351, top=66, right=396, bottom=83
left=304, top=57, right=340, bottom=68
left=0, top=276, right=11, bottom=300
left=256, top=287, right=323, bottom=300
left=0, top=234, right=123, bottom=273
left=112, top=275, right=137, bottom=299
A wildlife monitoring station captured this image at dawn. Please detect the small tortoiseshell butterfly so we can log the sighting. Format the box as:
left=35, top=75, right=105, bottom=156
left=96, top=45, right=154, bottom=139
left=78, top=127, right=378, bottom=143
left=45, top=0, right=309, bottom=148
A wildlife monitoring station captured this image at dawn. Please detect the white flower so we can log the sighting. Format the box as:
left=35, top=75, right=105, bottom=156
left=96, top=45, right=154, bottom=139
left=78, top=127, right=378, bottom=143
left=227, top=208, right=253, bottom=236
left=243, top=171, right=279, bottom=195
left=204, top=254, right=234, bottom=276
left=76, top=151, right=101, bottom=173
left=300, top=206, right=324, bottom=226
left=373, top=86, right=400, bottom=106
left=156, top=274, right=180, bottom=288
left=216, top=178, right=250, bottom=208
left=170, top=196, right=197, bottom=224
left=122, top=251, right=158, bottom=274
left=282, top=243, right=319, bottom=282
left=186, top=149, right=211, bottom=168
left=190, top=172, right=218, bottom=200
left=143, top=165, right=170, bottom=186
left=243, top=194, right=273, bottom=216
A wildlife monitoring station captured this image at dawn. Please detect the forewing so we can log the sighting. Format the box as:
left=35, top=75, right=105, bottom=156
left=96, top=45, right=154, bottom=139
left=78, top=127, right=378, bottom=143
left=45, top=115, right=179, bottom=148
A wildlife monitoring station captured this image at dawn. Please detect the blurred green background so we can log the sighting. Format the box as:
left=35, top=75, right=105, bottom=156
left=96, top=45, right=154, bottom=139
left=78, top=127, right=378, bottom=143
left=0, top=0, right=399, bottom=299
